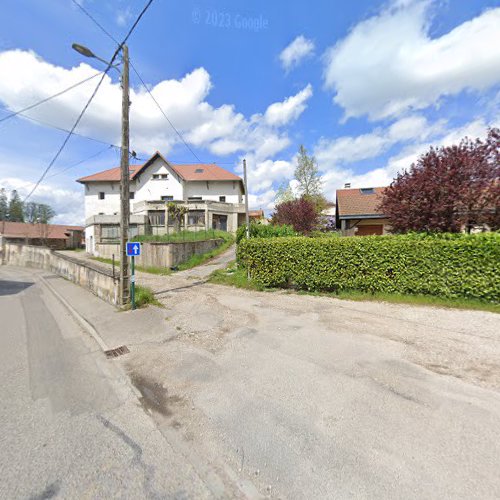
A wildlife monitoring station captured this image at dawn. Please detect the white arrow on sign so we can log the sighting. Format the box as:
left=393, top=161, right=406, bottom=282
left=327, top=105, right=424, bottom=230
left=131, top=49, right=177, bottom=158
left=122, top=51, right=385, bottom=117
left=133, top=244, right=139, bottom=255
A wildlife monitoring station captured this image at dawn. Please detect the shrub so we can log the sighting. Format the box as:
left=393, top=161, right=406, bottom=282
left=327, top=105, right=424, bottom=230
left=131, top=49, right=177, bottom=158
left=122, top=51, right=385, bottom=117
left=272, top=197, right=318, bottom=234
left=236, top=222, right=297, bottom=244
left=237, top=232, right=500, bottom=302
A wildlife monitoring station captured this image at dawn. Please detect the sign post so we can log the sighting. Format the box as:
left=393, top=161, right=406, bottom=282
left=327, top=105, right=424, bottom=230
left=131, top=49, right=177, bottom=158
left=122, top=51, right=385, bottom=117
left=126, top=242, right=141, bottom=310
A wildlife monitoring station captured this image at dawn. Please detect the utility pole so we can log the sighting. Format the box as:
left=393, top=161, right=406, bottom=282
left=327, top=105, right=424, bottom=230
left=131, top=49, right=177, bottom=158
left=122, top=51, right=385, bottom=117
left=243, top=158, right=250, bottom=239
left=119, top=44, right=130, bottom=306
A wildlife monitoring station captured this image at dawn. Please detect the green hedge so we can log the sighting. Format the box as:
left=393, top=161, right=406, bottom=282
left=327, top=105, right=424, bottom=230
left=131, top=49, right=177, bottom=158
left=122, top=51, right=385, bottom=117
left=235, top=223, right=297, bottom=244
left=237, top=233, right=500, bottom=302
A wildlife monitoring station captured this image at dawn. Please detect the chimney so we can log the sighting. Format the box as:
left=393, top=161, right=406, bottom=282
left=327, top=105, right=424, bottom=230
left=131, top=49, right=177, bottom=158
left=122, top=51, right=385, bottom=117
left=344, top=182, right=351, bottom=189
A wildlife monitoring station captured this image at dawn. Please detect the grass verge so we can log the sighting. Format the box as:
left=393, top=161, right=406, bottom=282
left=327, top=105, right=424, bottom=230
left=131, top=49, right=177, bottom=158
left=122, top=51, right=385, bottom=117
left=209, top=265, right=500, bottom=314
left=177, top=234, right=234, bottom=271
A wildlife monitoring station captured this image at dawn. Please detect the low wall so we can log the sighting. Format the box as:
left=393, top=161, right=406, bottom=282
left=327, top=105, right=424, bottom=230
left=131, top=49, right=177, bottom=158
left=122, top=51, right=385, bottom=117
left=1, top=243, right=119, bottom=306
left=95, top=238, right=224, bottom=268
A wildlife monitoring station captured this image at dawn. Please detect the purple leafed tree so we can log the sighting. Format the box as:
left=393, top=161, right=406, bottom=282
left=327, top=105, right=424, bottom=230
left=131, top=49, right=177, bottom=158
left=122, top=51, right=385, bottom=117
left=379, top=128, right=500, bottom=233
left=272, top=197, right=319, bottom=235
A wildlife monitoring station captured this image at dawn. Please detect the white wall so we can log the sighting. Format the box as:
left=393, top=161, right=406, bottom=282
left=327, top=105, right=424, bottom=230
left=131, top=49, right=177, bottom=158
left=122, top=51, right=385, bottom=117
left=85, top=225, right=95, bottom=254
left=82, top=157, right=244, bottom=221
left=185, top=181, right=243, bottom=203
left=84, top=182, right=122, bottom=218
left=134, top=158, right=184, bottom=202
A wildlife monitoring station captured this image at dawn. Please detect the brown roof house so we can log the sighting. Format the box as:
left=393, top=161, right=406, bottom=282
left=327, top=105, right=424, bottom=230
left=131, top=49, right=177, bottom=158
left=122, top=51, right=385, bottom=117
left=0, top=221, right=84, bottom=249
left=335, top=185, right=391, bottom=236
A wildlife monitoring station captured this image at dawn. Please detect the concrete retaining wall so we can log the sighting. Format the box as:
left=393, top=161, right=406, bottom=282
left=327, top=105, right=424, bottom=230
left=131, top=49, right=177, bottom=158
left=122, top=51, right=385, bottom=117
left=1, top=243, right=119, bottom=306
left=95, top=238, right=223, bottom=268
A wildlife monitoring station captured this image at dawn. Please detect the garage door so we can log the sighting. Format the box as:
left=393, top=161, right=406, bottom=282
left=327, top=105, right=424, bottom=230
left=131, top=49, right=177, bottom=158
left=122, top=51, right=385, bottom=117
left=356, top=225, right=383, bottom=236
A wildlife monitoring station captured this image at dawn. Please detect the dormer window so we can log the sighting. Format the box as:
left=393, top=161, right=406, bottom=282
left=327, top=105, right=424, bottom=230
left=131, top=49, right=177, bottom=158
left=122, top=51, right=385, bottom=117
left=195, top=168, right=204, bottom=173
left=360, top=188, right=375, bottom=195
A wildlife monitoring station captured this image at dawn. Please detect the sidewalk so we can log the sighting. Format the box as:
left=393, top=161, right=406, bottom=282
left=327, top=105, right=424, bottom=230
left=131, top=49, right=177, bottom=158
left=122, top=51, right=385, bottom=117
left=58, top=244, right=235, bottom=296
left=39, top=269, right=174, bottom=349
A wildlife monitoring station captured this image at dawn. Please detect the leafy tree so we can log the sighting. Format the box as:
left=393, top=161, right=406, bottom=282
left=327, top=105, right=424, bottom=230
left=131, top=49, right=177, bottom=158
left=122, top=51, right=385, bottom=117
left=8, top=190, right=24, bottom=222
left=295, top=145, right=322, bottom=197
left=36, top=203, right=56, bottom=224
left=24, top=202, right=56, bottom=224
left=275, top=182, right=295, bottom=205
left=272, top=197, right=318, bottom=235
left=0, top=188, right=7, bottom=220
left=167, top=202, right=188, bottom=232
left=380, top=128, right=500, bottom=233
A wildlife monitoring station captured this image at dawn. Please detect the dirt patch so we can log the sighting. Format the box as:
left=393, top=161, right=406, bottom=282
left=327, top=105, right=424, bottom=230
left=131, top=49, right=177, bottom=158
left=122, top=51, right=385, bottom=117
left=129, top=372, right=183, bottom=417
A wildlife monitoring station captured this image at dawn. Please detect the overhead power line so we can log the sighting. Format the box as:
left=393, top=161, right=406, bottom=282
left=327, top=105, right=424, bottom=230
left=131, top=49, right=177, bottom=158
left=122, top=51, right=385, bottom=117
left=0, top=104, right=121, bottom=148
left=47, top=144, right=115, bottom=179
left=0, top=71, right=104, bottom=125
left=24, top=0, right=155, bottom=202
left=70, top=0, right=120, bottom=45
left=69, top=0, right=202, bottom=165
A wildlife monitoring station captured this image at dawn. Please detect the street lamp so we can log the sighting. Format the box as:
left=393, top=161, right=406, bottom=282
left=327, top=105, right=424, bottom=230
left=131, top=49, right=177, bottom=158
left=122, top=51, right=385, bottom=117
left=72, top=42, right=131, bottom=306
left=71, top=43, right=120, bottom=72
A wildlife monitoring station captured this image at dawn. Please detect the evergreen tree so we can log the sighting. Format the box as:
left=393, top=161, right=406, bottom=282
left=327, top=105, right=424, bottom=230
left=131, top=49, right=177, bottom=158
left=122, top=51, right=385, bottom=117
left=0, top=188, right=8, bottom=220
left=8, top=190, right=25, bottom=222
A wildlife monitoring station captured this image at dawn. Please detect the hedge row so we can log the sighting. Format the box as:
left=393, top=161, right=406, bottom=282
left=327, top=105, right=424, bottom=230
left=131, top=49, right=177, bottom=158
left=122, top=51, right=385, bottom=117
left=237, top=233, right=500, bottom=302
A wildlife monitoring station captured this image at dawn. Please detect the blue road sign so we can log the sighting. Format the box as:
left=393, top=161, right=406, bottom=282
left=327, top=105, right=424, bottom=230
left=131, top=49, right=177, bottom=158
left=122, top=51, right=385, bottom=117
left=126, top=242, right=141, bottom=257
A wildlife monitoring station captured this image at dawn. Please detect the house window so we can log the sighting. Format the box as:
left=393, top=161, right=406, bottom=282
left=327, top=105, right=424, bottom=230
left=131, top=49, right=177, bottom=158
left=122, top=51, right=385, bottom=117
left=360, top=188, right=375, bottom=195
left=188, top=211, right=205, bottom=226
left=129, top=192, right=135, bottom=200
left=152, top=173, right=168, bottom=180
left=101, top=225, right=120, bottom=240
left=195, top=168, right=204, bottom=173
left=219, top=196, right=226, bottom=202
left=148, top=212, right=165, bottom=226
left=188, top=196, right=202, bottom=201
left=161, top=195, right=174, bottom=201
left=98, top=192, right=105, bottom=200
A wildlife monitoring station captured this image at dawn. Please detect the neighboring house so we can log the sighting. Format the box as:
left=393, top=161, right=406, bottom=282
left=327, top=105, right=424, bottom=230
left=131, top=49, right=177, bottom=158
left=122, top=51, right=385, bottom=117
left=0, top=221, right=84, bottom=249
left=77, top=151, right=247, bottom=254
left=336, top=186, right=391, bottom=236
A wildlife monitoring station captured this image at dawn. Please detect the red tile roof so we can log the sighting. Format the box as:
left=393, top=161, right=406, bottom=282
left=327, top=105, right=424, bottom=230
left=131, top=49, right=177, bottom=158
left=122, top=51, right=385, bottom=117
left=76, top=152, right=241, bottom=183
left=0, top=221, right=83, bottom=240
left=77, top=166, right=141, bottom=183
left=336, top=187, right=386, bottom=218
left=171, top=163, right=241, bottom=181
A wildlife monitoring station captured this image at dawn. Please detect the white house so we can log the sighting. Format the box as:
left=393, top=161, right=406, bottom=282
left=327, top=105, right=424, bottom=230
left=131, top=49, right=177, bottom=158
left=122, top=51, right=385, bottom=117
left=77, top=151, right=247, bottom=254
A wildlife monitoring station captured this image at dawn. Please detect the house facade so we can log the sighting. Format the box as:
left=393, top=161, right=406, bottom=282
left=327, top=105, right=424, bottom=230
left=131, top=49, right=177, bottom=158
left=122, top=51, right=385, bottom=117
left=335, top=186, right=391, bottom=236
left=77, top=151, right=247, bottom=254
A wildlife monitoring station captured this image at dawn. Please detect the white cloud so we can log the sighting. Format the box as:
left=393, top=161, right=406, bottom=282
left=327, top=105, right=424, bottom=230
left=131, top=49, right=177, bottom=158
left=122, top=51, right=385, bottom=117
left=264, top=84, right=313, bottom=126
left=314, top=114, right=444, bottom=168
left=0, top=175, right=84, bottom=225
left=323, top=2, right=500, bottom=120
left=0, top=49, right=311, bottom=163
left=279, top=36, right=315, bottom=71
left=116, top=7, right=133, bottom=27
left=319, top=117, right=498, bottom=197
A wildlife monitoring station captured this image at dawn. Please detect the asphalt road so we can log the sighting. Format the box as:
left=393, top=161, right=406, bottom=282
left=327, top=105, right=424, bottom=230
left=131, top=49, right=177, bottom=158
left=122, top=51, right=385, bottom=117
left=0, top=267, right=245, bottom=499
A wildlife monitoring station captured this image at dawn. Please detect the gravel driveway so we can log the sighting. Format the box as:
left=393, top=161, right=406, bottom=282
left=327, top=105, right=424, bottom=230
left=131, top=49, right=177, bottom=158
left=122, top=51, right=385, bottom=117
left=120, top=280, right=500, bottom=499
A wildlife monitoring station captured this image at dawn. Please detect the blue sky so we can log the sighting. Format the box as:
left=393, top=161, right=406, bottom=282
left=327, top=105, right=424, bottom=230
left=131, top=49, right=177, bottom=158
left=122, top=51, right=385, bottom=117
left=0, top=0, right=499, bottom=224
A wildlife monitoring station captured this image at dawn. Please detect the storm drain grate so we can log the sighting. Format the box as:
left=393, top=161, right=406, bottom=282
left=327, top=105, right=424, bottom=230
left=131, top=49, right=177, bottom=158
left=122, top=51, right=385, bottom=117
left=105, top=345, right=130, bottom=358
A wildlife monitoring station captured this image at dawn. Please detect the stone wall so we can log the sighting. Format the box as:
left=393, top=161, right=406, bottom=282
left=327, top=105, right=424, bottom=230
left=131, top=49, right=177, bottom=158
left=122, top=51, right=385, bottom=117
left=1, top=243, right=119, bottom=306
left=95, top=238, right=224, bottom=268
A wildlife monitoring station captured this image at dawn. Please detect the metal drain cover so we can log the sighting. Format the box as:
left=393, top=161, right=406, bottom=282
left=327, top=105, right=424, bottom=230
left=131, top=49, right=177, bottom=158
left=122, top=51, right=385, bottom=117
left=105, top=345, right=130, bottom=358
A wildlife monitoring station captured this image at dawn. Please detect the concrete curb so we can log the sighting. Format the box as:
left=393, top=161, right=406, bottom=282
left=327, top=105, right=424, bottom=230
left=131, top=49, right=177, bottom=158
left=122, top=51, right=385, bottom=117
left=39, top=274, right=110, bottom=352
